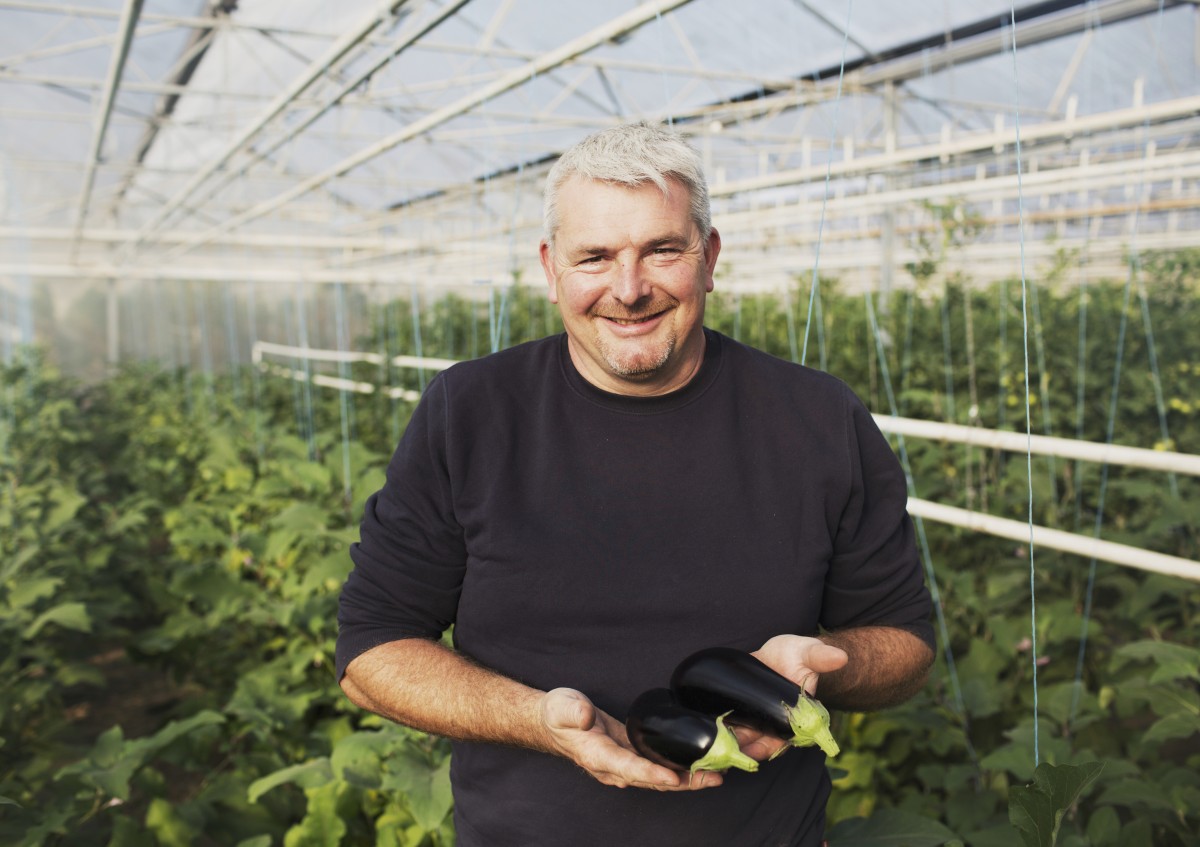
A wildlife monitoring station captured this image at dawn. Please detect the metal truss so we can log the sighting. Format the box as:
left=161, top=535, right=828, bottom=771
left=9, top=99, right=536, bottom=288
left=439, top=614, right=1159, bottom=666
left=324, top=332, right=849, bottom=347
left=2, top=0, right=1198, bottom=299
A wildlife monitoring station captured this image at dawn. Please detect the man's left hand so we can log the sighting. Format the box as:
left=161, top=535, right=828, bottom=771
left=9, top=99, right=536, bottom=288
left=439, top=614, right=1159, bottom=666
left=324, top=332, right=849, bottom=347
left=731, top=635, right=848, bottom=760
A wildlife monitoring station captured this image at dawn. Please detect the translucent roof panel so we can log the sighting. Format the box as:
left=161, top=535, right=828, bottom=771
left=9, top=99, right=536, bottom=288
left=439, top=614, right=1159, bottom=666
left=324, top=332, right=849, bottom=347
left=1, top=0, right=1197, bottom=305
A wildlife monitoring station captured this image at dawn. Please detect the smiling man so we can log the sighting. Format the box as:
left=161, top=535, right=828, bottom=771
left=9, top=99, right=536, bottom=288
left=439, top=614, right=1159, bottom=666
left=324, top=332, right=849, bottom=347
left=336, top=123, right=936, bottom=846
left=541, top=173, right=719, bottom=394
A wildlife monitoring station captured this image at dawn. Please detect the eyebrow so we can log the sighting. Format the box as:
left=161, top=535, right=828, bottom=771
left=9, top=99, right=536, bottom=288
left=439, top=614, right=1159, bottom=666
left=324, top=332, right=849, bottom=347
left=568, top=234, right=691, bottom=258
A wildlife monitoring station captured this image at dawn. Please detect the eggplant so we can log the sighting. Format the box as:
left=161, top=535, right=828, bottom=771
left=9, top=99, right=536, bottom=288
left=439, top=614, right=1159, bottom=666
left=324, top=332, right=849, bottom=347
left=670, top=647, right=840, bottom=757
left=625, top=688, right=758, bottom=774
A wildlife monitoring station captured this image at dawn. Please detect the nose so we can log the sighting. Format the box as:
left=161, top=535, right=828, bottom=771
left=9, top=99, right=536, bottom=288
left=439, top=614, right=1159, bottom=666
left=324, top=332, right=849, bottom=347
left=611, top=256, right=651, bottom=305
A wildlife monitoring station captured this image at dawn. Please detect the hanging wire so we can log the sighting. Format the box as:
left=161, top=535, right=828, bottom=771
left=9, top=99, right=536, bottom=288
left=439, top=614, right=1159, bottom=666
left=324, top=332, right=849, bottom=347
left=334, top=282, right=355, bottom=514
left=246, top=281, right=265, bottom=458
left=1027, top=282, right=1059, bottom=509
left=294, top=284, right=317, bottom=460
left=1007, top=3, right=1040, bottom=766
left=783, top=285, right=799, bottom=363
left=813, top=280, right=827, bottom=372
left=1069, top=0, right=1171, bottom=727
left=1072, top=252, right=1089, bottom=530
left=175, top=283, right=194, bottom=417
left=222, top=280, right=242, bottom=409
left=1135, top=265, right=1178, bottom=497
left=655, top=11, right=674, bottom=126
left=898, top=289, right=915, bottom=417
left=410, top=281, right=428, bottom=392
left=194, top=280, right=216, bottom=417
left=1072, top=0, right=1097, bottom=531
left=800, top=0, right=854, bottom=367
left=940, top=289, right=957, bottom=425
left=1132, top=1, right=1179, bottom=500
left=864, top=290, right=979, bottom=771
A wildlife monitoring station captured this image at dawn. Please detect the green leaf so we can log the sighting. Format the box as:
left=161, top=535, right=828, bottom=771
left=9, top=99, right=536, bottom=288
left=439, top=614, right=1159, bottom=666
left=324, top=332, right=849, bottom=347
left=0, top=795, right=19, bottom=807
left=144, top=798, right=199, bottom=847
left=1032, top=761, right=1104, bottom=821
left=133, top=710, right=226, bottom=755
left=44, top=485, right=86, bottom=533
left=1113, top=640, right=1200, bottom=679
left=6, top=576, right=61, bottom=611
left=24, top=602, right=91, bottom=637
left=283, top=782, right=346, bottom=847
left=234, top=837, right=273, bottom=847
left=963, top=824, right=1029, bottom=847
left=107, top=814, right=157, bottom=847
left=1142, top=712, right=1200, bottom=746
left=54, top=711, right=225, bottom=800
left=1009, top=787, right=1056, bottom=847
left=821, top=809, right=960, bottom=846
left=1010, top=762, right=1105, bottom=847
left=330, top=732, right=384, bottom=789
left=1085, top=806, right=1121, bottom=846
left=382, top=751, right=453, bottom=834
left=1096, top=777, right=1185, bottom=813
left=247, top=758, right=333, bottom=803
left=0, top=542, right=39, bottom=584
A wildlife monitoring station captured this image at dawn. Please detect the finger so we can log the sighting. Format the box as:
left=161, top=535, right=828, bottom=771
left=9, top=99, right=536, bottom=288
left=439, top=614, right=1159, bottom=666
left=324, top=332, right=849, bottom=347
left=740, top=736, right=787, bottom=761
left=630, top=768, right=723, bottom=792
left=594, top=746, right=685, bottom=789
left=542, top=688, right=596, bottom=732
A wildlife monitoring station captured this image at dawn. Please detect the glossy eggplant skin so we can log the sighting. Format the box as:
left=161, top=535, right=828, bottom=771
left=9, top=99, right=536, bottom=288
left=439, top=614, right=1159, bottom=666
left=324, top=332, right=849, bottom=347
left=625, top=688, right=720, bottom=770
left=670, top=647, right=801, bottom=740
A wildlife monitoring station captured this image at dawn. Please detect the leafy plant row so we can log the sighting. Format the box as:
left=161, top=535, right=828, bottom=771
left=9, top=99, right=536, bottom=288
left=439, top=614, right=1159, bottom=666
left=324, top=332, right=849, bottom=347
left=1, top=258, right=1198, bottom=846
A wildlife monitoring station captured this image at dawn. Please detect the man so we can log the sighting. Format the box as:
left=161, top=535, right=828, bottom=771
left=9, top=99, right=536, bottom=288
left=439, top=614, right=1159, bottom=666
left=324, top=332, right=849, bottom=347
left=336, top=122, right=935, bottom=846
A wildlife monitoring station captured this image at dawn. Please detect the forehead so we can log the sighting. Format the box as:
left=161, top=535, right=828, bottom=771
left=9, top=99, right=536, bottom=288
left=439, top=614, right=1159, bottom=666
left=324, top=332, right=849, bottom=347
left=555, top=176, right=694, bottom=244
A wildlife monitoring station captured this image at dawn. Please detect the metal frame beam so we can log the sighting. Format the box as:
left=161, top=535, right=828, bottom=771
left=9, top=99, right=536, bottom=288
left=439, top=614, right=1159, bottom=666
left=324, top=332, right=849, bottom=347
left=119, top=0, right=417, bottom=253
left=137, top=0, right=698, bottom=265
left=70, top=0, right=144, bottom=254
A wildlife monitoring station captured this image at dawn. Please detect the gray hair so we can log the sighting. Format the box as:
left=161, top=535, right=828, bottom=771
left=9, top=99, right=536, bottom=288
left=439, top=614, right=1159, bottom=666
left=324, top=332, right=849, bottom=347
left=542, top=122, right=712, bottom=249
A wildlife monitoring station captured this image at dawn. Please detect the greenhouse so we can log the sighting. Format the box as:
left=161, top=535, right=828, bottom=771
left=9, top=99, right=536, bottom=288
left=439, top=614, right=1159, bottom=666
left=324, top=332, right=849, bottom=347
left=2, top=0, right=1198, bottom=843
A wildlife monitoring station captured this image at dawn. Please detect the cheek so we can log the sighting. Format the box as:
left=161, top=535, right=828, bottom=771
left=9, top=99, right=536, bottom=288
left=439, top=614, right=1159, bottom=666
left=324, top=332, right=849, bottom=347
left=559, top=278, right=607, bottom=314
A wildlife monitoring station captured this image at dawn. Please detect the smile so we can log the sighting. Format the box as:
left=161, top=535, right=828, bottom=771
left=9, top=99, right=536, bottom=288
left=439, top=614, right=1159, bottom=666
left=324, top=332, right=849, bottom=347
left=599, top=309, right=668, bottom=326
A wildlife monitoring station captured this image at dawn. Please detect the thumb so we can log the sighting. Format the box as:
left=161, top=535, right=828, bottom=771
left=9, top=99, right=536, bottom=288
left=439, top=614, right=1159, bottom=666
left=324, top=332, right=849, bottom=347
left=543, top=688, right=596, bottom=732
left=808, top=643, right=849, bottom=673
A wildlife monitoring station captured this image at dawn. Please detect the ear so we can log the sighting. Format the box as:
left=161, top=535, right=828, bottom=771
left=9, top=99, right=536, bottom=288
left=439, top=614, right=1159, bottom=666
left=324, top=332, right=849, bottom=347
left=539, top=240, right=560, bottom=304
left=703, top=227, right=722, bottom=292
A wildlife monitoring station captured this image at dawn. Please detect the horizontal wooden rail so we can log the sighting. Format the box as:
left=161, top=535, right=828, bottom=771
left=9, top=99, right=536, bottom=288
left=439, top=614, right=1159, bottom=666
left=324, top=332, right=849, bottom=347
left=874, top=414, right=1200, bottom=478
left=252, top=340, right=1199, bottom=581
left=908, top=498, right=1200, bottom=582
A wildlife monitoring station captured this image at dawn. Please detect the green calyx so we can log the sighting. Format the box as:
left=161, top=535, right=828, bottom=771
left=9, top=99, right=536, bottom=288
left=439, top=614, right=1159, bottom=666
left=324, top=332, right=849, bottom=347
left=786, top=696, right=840, bottom=758
left=690, top=712, right=759, bottom=775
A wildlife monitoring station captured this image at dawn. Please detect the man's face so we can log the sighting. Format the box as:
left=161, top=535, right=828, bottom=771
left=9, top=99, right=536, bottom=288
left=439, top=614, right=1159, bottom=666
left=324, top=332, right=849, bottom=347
left=539, top=176, right=721, bottom=396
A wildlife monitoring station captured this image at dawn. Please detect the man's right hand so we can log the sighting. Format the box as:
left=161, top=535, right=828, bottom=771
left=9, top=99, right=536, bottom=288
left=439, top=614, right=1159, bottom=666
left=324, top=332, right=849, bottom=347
left=539, top=687, right=723, bottom=792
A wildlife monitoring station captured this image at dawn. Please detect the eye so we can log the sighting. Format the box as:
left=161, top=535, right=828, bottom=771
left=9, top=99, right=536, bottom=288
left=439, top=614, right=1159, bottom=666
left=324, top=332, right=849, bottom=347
left=579, top=255, right=603, bottom=265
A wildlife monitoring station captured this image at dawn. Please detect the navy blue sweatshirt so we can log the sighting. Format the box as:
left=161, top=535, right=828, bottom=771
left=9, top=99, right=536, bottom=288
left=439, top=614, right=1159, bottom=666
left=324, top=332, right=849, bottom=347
left=337, top=329, right=934, bottom=847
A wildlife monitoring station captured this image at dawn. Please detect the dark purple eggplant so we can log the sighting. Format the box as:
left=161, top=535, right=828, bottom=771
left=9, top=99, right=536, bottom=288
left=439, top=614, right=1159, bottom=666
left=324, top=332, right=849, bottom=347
left=625, top=688, right=758, bottom=774
left=670, top=647, right=839, bottom=757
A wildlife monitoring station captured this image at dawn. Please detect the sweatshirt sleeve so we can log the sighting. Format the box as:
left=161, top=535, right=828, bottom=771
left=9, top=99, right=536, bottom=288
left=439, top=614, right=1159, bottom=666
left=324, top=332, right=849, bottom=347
left=335, top=375, right=466, bottom=679
left=819, top=389, right=935, bottom=651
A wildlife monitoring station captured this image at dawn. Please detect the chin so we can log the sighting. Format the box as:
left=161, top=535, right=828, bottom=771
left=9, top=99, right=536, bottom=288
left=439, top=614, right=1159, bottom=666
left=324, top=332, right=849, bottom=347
left=602, top=346, right=673, bottom=378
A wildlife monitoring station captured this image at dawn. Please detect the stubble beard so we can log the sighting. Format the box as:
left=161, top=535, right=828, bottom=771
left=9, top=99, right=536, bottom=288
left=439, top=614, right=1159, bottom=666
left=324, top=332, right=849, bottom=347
left=595, top=324, right=676, bottom=378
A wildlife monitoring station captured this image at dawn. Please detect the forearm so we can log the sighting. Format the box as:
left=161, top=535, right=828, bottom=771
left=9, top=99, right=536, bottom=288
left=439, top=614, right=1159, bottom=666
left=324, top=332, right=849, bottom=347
left=817, top=626, right=934, bottom=712
left=340, top=637, right=554, bottom=753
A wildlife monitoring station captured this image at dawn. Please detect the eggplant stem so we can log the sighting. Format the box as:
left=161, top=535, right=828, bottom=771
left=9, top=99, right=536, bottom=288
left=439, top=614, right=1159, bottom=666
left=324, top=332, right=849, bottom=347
left=690, top=712, right=759, bottom=774
left=785, top=697, right=841, bottom=758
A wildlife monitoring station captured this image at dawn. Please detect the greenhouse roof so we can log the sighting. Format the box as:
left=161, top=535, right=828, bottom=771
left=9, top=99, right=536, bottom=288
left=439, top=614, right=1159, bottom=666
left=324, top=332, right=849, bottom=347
left=2, top=0, right=1199, bottom=297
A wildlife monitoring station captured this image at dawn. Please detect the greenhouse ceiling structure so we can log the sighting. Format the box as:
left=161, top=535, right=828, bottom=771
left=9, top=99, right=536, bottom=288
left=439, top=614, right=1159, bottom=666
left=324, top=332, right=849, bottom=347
left=2, top=0, right=1200, bottom=362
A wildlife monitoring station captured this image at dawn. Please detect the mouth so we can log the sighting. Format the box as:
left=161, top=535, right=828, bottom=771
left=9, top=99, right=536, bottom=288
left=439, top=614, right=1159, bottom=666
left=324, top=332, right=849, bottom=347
left=596, top=305, right=672, bottom=327
left=603, top=314, right=661, bottom=326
